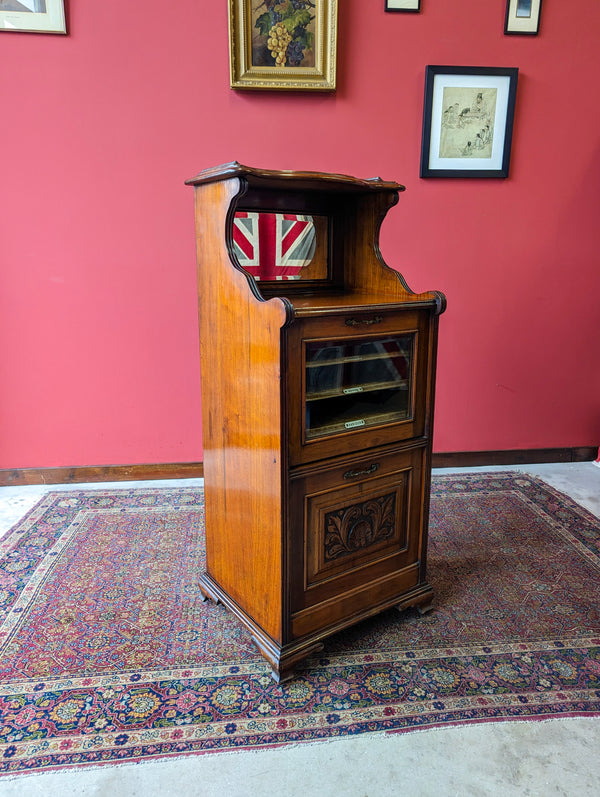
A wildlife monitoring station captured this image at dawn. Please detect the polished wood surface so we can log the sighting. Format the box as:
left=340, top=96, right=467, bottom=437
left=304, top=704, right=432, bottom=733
left=186, top=161, right=405, bottom=194
left=190, top=163, right=445, bottom=681
left=193, top=177, right=289, bottom=643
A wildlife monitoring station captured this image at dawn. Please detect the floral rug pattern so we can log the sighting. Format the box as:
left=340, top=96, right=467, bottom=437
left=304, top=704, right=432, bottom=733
left=0, top=474, right=599, bottom=775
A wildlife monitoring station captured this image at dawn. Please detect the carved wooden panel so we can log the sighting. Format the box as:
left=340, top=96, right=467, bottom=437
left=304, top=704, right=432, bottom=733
left=287, top=445, right=428, bottom=631
left=300, top=460, right=416, bottom=601
left=324, top=493, right=397, bottom=562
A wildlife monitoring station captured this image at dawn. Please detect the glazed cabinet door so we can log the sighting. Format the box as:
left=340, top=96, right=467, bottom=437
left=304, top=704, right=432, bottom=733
left=286, top=310, right=433, bottom=466
left=288, top=445, right=429, bottom=640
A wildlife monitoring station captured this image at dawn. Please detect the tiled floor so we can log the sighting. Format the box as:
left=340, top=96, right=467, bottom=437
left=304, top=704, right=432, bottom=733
left=1, top=462, right=599, bottom=796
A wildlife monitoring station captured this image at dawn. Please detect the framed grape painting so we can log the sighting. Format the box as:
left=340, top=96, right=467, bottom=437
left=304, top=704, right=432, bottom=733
left=228, top=0, right=338, bottom=91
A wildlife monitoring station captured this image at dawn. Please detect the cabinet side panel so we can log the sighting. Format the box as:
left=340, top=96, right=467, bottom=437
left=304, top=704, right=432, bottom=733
left=194, top=179, right=288, bottom=643
left=342, top=193, right=440, bottom=307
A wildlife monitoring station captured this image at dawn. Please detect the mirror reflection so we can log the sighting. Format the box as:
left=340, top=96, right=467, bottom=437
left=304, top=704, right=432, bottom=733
left=233, top=212, right=327, bottom=281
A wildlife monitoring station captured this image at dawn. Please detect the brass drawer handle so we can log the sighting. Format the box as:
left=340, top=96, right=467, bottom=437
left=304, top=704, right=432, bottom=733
left=344, top=463, right=380, bottom=479
left=345, top=316, right=383, bottom=327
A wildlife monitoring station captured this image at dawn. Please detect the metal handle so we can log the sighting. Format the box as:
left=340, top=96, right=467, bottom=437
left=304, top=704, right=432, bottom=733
left=345, top=316, right=383, bottom=327
left=344, top=463, right=380, bottom=479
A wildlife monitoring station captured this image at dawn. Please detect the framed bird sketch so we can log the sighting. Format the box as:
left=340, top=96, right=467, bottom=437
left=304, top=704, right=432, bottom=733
left=420, top=66, right=519, bottom=178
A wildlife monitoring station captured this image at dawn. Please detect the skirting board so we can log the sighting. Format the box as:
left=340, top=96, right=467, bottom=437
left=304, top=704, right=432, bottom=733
left=432, top=446, right=598, bottom=469
left=0, top=447, right=597, bottom=486
left=0, top=463, right=205, bottom=487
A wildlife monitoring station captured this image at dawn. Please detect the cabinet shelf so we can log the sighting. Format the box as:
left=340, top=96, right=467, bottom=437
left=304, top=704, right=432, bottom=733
left=306, top=378, right=409, bottom=401
left=306, top=350, right=410, bottom=368
left=306, top=409, right=410, bottom=439
left=305, top=385, right=411, bottom=440
left=305, top=337, right=412, bottom=408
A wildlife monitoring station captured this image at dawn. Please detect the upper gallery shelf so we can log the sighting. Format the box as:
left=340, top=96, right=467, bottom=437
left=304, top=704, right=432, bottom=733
left=186, top=162, right=446, bottom=318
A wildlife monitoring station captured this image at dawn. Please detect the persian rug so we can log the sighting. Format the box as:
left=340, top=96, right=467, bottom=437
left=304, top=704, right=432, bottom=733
left=0, top=473, right=599, bottom=775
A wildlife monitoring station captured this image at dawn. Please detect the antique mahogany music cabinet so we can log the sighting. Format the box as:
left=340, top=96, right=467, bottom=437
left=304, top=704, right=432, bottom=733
left=187, top=162, right=446, bottom=682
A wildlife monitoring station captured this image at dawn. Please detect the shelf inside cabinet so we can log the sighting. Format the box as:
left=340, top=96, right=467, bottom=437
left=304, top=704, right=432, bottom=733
left=306, top=378, right=409, bottom=401
left=305, top=387, right=411, bottom=439
left=305, top=351, right=410, bottom=368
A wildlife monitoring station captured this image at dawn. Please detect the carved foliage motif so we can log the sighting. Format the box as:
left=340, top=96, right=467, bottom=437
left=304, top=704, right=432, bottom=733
left=324, top=493, right=397, bottom=561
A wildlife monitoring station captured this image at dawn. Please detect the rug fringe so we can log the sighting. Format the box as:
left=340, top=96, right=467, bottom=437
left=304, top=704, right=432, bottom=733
left=2, top=714, right=599, bottom=783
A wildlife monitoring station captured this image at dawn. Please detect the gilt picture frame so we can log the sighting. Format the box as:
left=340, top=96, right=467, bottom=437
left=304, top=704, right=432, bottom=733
left=420, top=66, right=519, bottom=179
left=505, top=0, right=542, bottom=35
left=0, top=0, right=65, bottom=34
left=229, top=0, right=338, bottom=91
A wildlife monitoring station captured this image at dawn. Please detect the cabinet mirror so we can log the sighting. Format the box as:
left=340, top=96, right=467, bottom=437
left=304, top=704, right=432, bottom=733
left=233, top=211, right=329, bottom=282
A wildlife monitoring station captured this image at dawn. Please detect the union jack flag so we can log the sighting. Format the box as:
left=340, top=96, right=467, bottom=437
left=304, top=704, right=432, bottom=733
left=233, top=212, right=316, bottom=280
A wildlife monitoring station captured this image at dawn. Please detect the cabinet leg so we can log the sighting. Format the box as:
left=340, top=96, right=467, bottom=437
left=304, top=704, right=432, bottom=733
left=395, top=584, right=434, bottom=617
left=269, top=663, right=296, bottom=684
left=396, top=599, right=433, bottom=616
left=416, top=601, right=434, bottom=615
left=199, top=574, right=221, bottom=604
left=267, top=641, right=325, bottom=684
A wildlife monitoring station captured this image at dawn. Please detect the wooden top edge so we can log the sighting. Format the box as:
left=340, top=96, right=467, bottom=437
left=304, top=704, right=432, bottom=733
left=185, top=161, right=405, bottom=192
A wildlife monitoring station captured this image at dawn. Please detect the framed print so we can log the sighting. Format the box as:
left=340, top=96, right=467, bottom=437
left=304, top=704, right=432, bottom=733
left=420, top=65, right=519, bottom=178
left=229, top=0, right=338, bottom=91
left=385, top=0, right=420, bottom=11
left=0, top=0, right=65, bottom=34
left=505, top=0, right=542, bottom=35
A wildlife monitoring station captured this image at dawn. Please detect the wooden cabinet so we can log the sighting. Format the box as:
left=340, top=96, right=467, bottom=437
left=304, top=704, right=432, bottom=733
left=186, top=162, right=446, bottom=682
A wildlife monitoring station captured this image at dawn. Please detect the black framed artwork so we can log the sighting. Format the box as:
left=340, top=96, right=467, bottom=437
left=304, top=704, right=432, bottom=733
left=420, top=65, right=519, bottom=178
left=385, top=1, right=420, bottom=11
left=505, top=0, right=542, bottom=35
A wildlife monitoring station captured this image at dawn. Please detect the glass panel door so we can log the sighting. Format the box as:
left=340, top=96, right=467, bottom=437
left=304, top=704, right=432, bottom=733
left=305, top=334, right=414, bottom=439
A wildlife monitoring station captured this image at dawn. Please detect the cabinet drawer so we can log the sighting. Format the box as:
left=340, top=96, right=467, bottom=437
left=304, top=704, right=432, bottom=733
left=288, top=446, right=427, bottom=638
left=286, top=311, right=433, bottom=465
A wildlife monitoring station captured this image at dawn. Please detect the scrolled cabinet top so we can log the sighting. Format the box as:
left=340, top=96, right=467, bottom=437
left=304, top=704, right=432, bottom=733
left=185, top=161, right=405, bottom=195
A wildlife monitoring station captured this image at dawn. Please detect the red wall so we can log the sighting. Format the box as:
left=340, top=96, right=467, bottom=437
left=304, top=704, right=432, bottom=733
left=2, top=1, right=599, bottom=468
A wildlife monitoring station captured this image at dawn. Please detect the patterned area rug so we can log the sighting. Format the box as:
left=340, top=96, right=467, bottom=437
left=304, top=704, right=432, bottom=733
left=0, top=473, right=599, bottom=775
